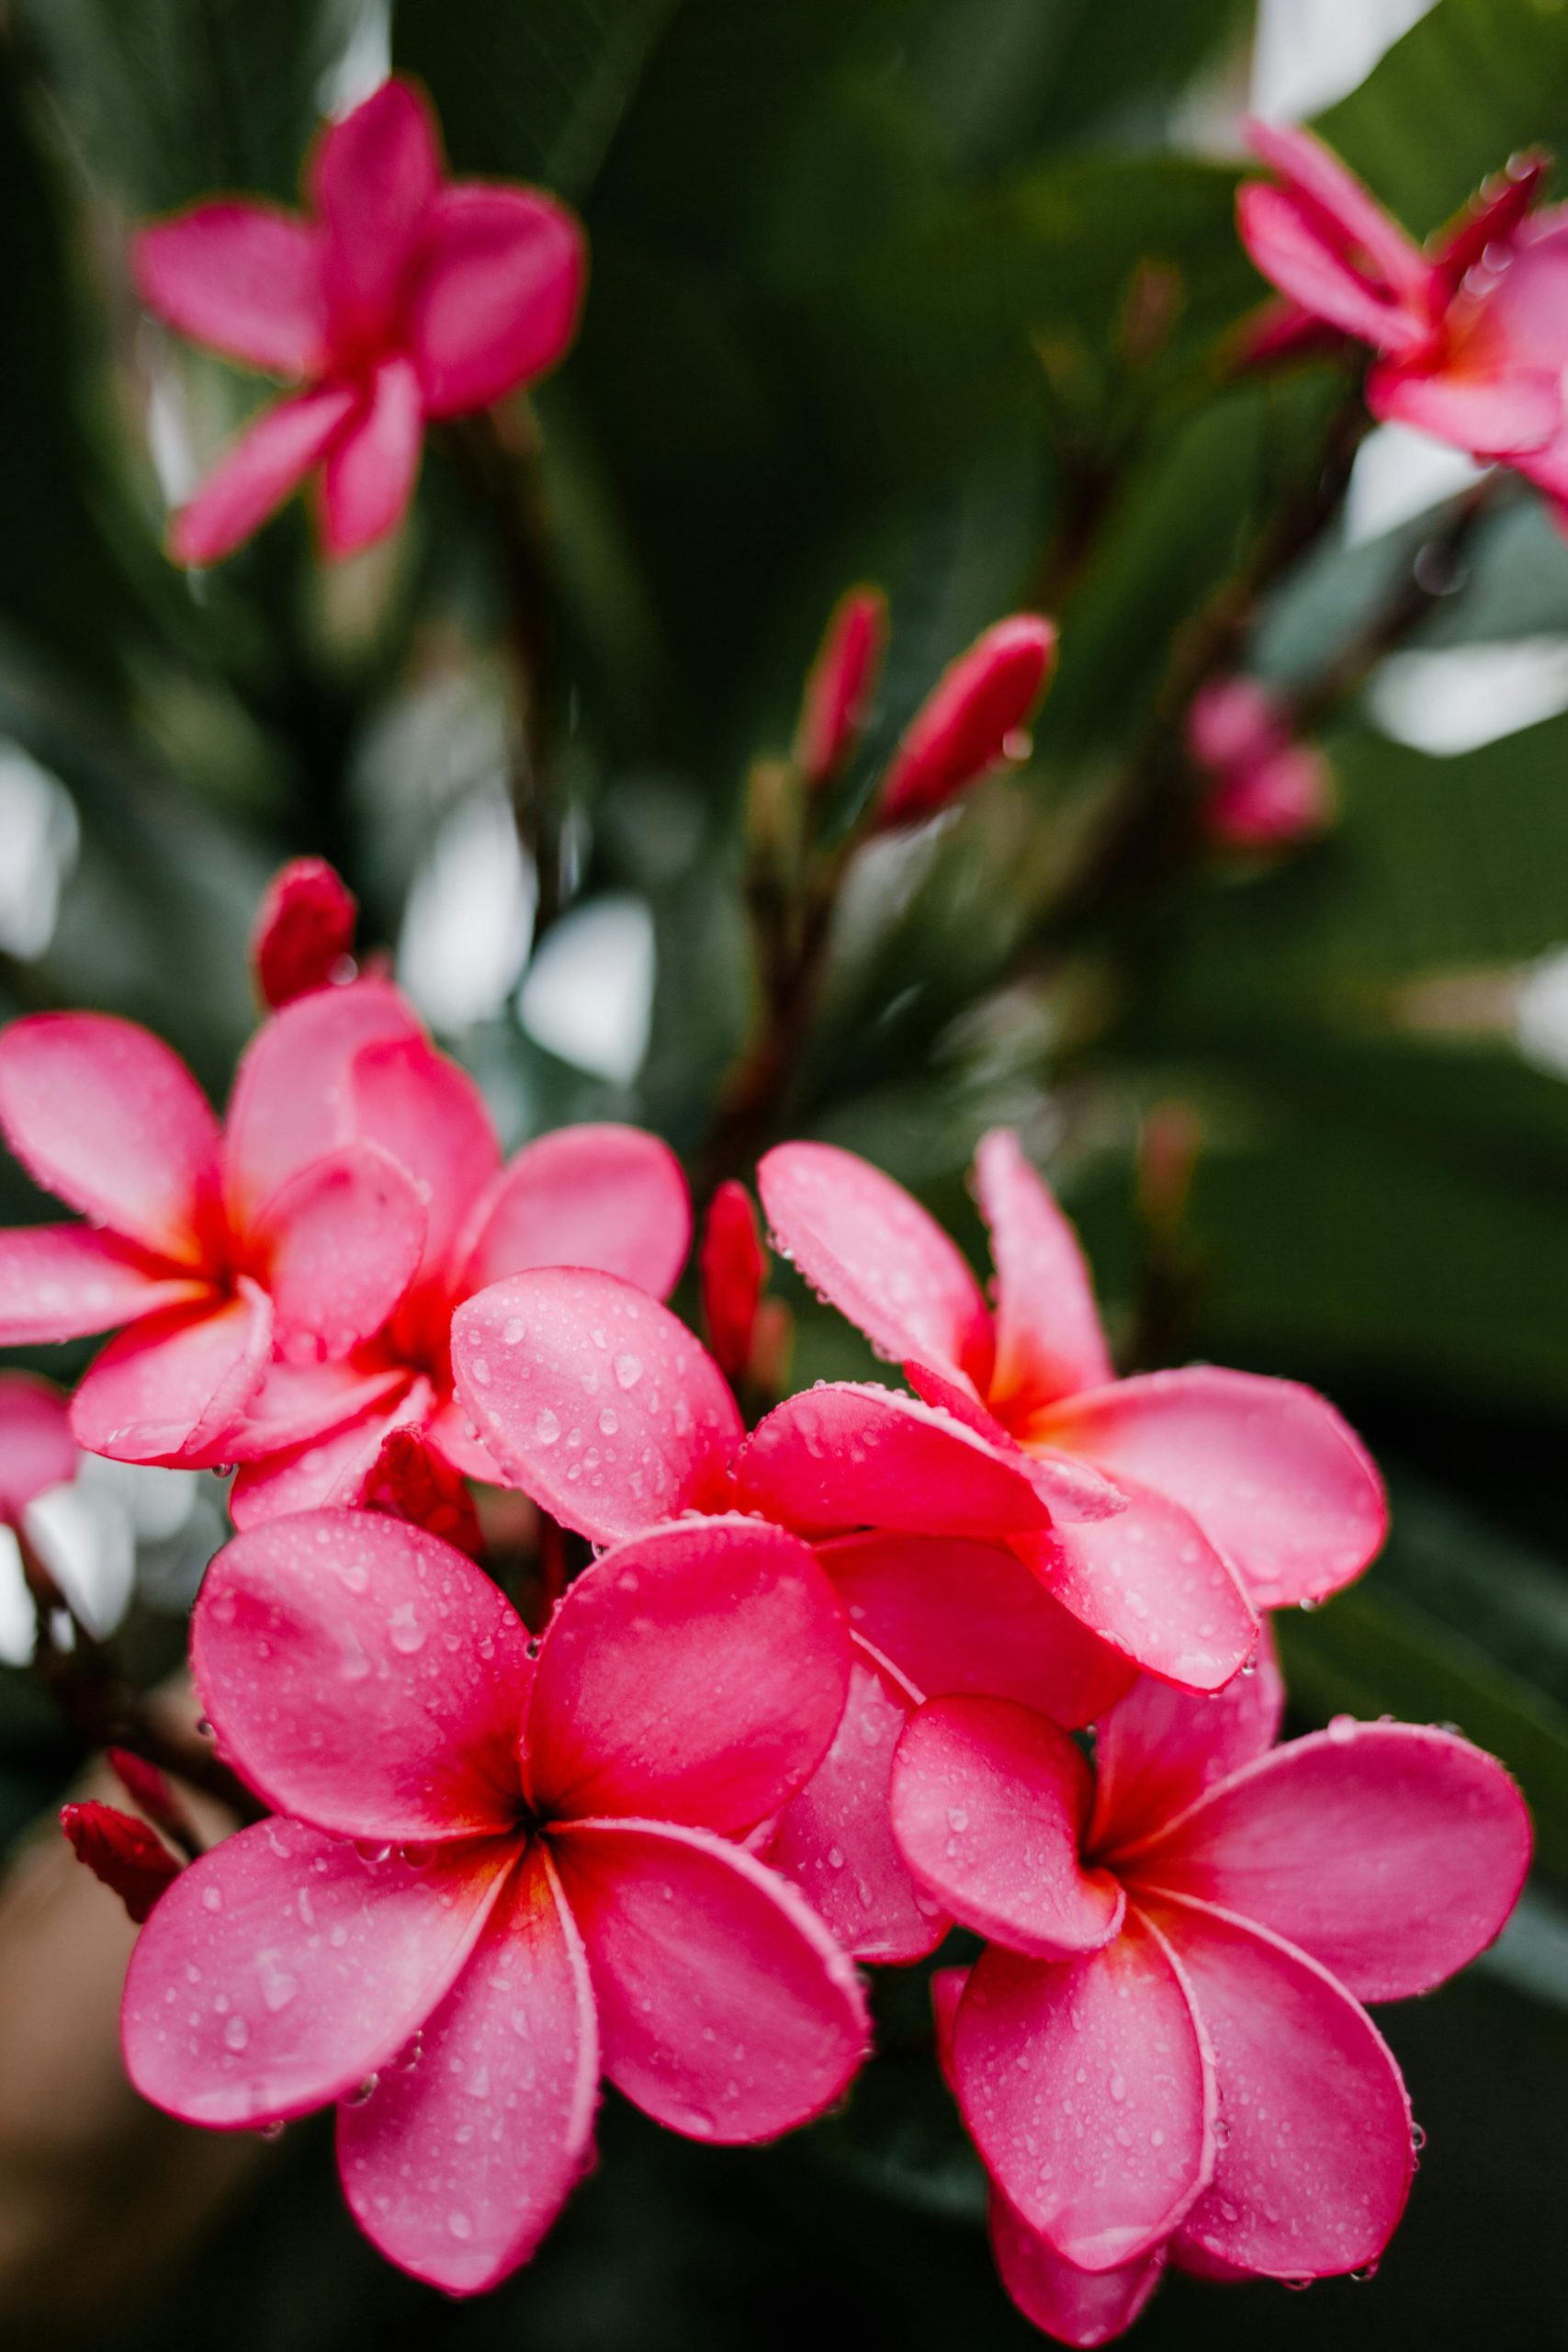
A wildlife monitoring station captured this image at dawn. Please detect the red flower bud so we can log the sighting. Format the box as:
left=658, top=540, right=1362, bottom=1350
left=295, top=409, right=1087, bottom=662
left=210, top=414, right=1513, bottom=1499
left=795, top=586, right=887, bottom=787
left=364, top=1426, right=484, bottom=1558
left=252, top=857, right=358, bottom=1009
left=61, top=1800, right=182, bottom=1923
left=700, top=1182, right=768, bottom=1380
left=876, top=615, right=1057, bottom=827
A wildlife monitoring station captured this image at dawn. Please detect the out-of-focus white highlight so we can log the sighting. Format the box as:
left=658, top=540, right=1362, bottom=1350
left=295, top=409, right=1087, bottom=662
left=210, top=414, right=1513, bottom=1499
left=0, top=1458, right=199, bottom=1667
left=398, top=788, right=536, bottom=1032
left=320, top=0, right=391, bottom=115
left=0, top=744, right=78, bottom=962
left=1370, top=639, right=1568, bottom=754
left=1515, top=945, right=1568, bottom=1078
left=518, top=896, right=657, bottom=1085
left=1345, top=426, right=1487, bottom=547
left=1250, top=0, right=1438, bottom=122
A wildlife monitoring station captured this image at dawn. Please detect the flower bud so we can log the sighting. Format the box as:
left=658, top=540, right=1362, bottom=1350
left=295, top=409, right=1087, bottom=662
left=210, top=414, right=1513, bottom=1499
left=252, top=857, right=358, bottom=1008
left=61, top=1799, right=182, bottom=1922
left=795, top=586, right=887, bottom=787
left=1188, top=678, right=1332, bottom=851
left=876, top=615, right=1057, bottom=828
left=363, top=1426, right=483, bottom=1558
left=700, top=1181, right=768, bottom=1381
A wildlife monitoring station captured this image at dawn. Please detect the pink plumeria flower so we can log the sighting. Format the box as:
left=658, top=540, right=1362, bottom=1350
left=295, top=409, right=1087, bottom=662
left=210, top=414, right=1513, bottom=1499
left=0, top=1001, right=431, bottom=1467
left=134, top=77, right=585, bottom=565
left=448, top=1266, right=1133, bottom=1964
left=122, top=1507, right=868, bottom=2292
left=895, top=1643, right=1529, bottom=2322
left=1187, top=676, right=1333, bottom=851
left=757, top=1133, right=1387, bottom=1692
left=216, top=969, right=689, bottom=1527
left=1237, top=123, right=1568, bottom=501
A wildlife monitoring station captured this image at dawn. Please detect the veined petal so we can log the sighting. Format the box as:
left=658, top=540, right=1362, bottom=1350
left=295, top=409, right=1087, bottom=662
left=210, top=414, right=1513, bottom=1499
left=1090, top=1624, right=1284, bottom=1857
left=990, top=2196, right=1166, bottom=2348
left=133, top=201, right=327, bottom=376
left=525, top=1515, right=848, bottom=1834
left=409, top=185, right=585, bottom=417
left=71, top=1282, right=271, bottom=1467
left=122, top=1819, right=513, bottom=2127
left=0, top=1226, right=206, bottom=1344
left=312, top=77, right=441, bottom=350
left=224, top=978, right=422, bottom=1229
left=250, top=1142, right=426, bottom=1360
left=319, top=356, right=424, bottom=558
left=170, top=383, right=357, bottom=567
left=0, top=1013, right=220, bottom=1266
left=549, top=1817, right=868, bottom=2143
left=454, top=1125, right=690, bottom=1305
left=337, top=1846, right=597, bottom=2294
left=193, top=1509, right=530, bottom=1842
left=735, top=1383, right=1055, bottom=1542
left=973, top=1130, right=1112, bottom=1413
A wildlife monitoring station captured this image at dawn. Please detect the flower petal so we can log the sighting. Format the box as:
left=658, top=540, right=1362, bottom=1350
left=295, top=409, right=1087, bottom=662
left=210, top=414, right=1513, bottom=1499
left=227, top=1383, right=426, bottom=1528
left=549, top=1817, right=868, bottom=2142
left=345, top=1034, right=501, bottom=1295
left=1235, top=183, right=1427, bottom=353
left=170, top=384, right=358, bottom=567
left=1144, top=1895, right=1413, bottom=2279
left=224, top=978, right=422, bottom=1229
left=1089, top=1624, right=1284, bottom=1856
left=312, top=77, right=441, bottom=349
left=0, top=1013, right=220, bottom=1265
left=193, top=1508, right=530, bottom=1841
left=757, top=1142, right=992, bottom=1383
left=251, top=1142, right=426, bottom=1360
left=953, top=1913, right=1212, bottom=2267
left=735, top=1383, right=1054, bottom=1542
left=337, top=1846, right=598, bottom=2293
left=455, top=1125, right=690, bottom=1304
left=71, top=1281, right=272, bottom=1466
left=0, top=1374, right=76, bottom=1520
left=526, top=1514, right=848, bottom=1833
left=698, top=1180, right=766, bottom=1379
left=133, top=201, right=327, bottom=375
left=973, top=1131, right=1112, bottom=1413
left=1018, top=1475, right=1259, bottom=1692
left=223, top=1357, right=414, bottom=1464
left=762, top=1639, right=945, bottom=1964
left=817, top=1532, right=1134, bottom=1729
left=1242, top=120, right=1431, bottom=301
left=451, top=1268, right=741, bottom=1544
left=990, top=2196, right=1166, bottom=2349
left=1129, top=1724, right=1530, bottom=2001
left=252, top=856, right=358, bottom=1010
left=890, top=1696, right=1122, bottom=1959
left=319, top=356, right=424, bottom=557
left=905, top=1359, right=1122, bottom=1522
left=409, top=185, right=586, bottom=417
left=0, top=1225, right=206, bottom=1344
left=1035, top=1367, right=1387, bottom=1608
left=122, top=1819, right=513, bottom=2127
left=1368, top=357, right=1562, bottom=457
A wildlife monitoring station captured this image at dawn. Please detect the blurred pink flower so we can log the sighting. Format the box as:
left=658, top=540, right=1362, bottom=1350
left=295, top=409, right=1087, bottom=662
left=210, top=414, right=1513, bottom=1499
left=897, top=1645, right=1529, bottom=2333
left=122, top=1507, right=867, bottom=2292
left=795, top=585, right=887, bottom=787
left=135, top=77, right=585, bottom=564
left=1238, top=124, right=1568, bottom=508
left=1187, top=676, right=1332, bottom=850
left=756, top=1132, right=1387, bottom=1690
left=0, top=1370, right=76, bottom=1523
left=876, top=616, right=1057, bottom=827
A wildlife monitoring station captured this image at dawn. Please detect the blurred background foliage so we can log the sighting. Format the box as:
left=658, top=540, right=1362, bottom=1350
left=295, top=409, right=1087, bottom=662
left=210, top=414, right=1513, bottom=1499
left=3, top=0, right=1568, bottom=2345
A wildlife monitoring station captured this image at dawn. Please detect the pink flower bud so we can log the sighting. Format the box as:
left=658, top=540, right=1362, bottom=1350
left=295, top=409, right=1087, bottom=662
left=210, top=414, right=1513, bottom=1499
left=252, top=856, right=357, bottom=1007
left=364, top=1426, right=483, bottom=1558
left=1188, top=679, right=1332, bottom=851
left=876, top=615, right=1057, bottom=827
left=795, top=585, right=887, bottom=787
left=61, top=1800, right=182, bottom=1923
left=700, top=1181, right=768, bottom=1380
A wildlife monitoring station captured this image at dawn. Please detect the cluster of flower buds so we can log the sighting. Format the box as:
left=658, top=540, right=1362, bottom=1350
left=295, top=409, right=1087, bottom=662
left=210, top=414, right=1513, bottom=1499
left=1187, top=675, right=1333, bottom=851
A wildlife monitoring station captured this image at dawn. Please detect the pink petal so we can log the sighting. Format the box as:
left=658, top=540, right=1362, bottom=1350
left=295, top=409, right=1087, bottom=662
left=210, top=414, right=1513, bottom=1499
left=345, top=1033, right=501, bottom=1295
left=763, top=1639, right=946, bottom=1963
left=1089, top=1624, right=1284, bottom=1856
left=1235, top=183, right=1428, bottom=353
left=0, top=1225, right=206, bottom=1344
left=757, top=1141, right=992, bottom=1383
left=876, top=616, right=1058, bottom=826
left=1018, top=1474, right=1259, bottom=1693
left=905, top=1358, right=1122, bottom=1522
left=973, top=1130, right=1112, bottom=1412
left=1367, top=356, right=1562, bottom=455
left=931, top=1963, right=968, bottom=2086
left=0, top=1373, right=76, bottom=1519
left=1034, top=1367, right=1387, bottom=1609
left=1128, top=1724, right=1530, bottom=2002
left=953, top=1912, right=1212, bottom=2266
left=0, top=1013, right=220, bottom=1265
left=455, top=1125, right=691, bottom=1304
left=193, top=1508, right=530, bottom=1841
left=223, top=1356, right=414, bottom=1464
left=227, top=1383, right=427, bottom=1528
left=1242, top=120, right=1431, bottom=300
left=409, top=185, right=586, bottom=417
left=450, top=1269, right=741, bottom=1544
left=1145, top=1895, right=1413, bottom=2278
left=170, top=384, right=358, bottom=567
left=549, top=1817, right=868, bottom=2142
left=312, top=78, right=441, bottom=351
left=250, top=1142, right=426, bottom=1360
left=362, top=1426, right=484, bottom=1558
left=423, top=1390, right=506, bottom=1484
left=794, top=584, right=887, bottom=787
left=817, top=1531, right=1135, bottom=1728
left=319, top=356, right=424, bottom=557
left=133, top=201, right=327, bottom=376
left=735, top=1383, right=1054, bottom=1542
left=251, top=858, right=358, bottom=1009
left=699, top=1180, right=766, bottom=1379
left=526, top=1514, right=848, bottom=1833
left=990, top=2196, right=1166, bottom=2348
left=224, top=978, right=422, bottom=1229
left=890, top=1695, right=1122, bottom=1959
left=122, top=1819, right=513, bottom=2127
left=1202, top=743, right=1332, bottom=850
left=337, top=1848, right=597, bottom=2291
left=70, top=1281, right=272, bottom=1466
